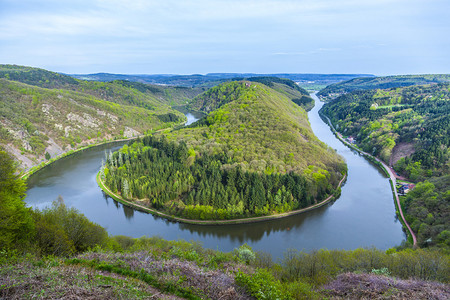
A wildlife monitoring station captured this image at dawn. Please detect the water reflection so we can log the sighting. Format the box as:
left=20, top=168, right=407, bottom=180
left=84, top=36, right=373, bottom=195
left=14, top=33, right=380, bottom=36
left=123, top=205, right=135, bottom=220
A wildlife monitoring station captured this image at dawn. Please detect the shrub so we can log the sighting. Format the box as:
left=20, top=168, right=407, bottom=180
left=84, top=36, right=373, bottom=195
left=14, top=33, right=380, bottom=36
left=32, top=198, right=108, bottom=255
left=235, top=244, right=255, bottom=264
left=235, top=268, right=284, bottom=299
left=371, top=267, right=391, bottom=276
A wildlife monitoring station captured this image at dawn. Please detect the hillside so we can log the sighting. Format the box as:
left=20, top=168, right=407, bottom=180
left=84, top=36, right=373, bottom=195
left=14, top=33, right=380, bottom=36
left=320, top=83, right=449, bottom=249
left=246, top=77, right=314, bottom=111
left=188, top=77, right=314, bottom=113
left=0, top=64, right=204, bottom=107
left=171, top=82, right=335, bottom=174
left=318, top=74, right=450, bottom=101
left=0, top=79, right=184, bottom=170
left=102, top=81, right=345, bottom=220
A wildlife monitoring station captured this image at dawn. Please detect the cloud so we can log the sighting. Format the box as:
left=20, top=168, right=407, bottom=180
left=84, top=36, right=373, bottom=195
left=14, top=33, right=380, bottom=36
left=0, top=0, right=448, bottom=74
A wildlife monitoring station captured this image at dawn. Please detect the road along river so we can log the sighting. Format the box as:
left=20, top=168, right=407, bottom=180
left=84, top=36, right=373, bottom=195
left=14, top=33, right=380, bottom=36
left=26, top=98, right=405, bottom=259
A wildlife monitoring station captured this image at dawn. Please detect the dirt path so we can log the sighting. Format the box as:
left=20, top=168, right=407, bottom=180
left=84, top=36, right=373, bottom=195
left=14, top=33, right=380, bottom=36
left=320, top=113, right=418, bottom=248
left=97, top=172, right=346, bottom=225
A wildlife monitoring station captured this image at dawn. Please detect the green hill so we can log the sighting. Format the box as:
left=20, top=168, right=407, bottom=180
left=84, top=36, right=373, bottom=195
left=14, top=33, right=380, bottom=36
left=102, top=81, right=345, bottom=220
left=178, top=81, right=335, bottom=174
left=0, top=79, right=184, bottom=170
left=246, top=77, right=314, bottom=111
left=0, top=64, right=79, bottom=88
left=188, top=77, right=314, bottom=113
left=320, top=83, right=450, bottom=250
left=0, top=64, right=204, bottom=107
left=318, top=74, right=450, bottom=101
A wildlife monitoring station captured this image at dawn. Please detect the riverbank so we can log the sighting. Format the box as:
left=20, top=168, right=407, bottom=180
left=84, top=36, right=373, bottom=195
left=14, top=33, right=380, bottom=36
left=20, top=136, right=143, bottom=181
left=19, top=124, right=181, bottom=182
left=96, top=171, right=347, bottom=225
left=319, top=111, right=417, bottom=247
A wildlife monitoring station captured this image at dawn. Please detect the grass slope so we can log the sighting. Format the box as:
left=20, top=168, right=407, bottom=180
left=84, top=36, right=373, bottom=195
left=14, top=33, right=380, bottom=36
left=318, top=74, right=450, bottom=101
left=246, top=77, right=315, bottom=111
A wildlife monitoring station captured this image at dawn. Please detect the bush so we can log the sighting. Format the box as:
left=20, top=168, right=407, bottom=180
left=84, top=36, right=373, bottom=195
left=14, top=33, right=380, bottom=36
left=235, top=244, right=255, bottom=264
left=235, top=268, right=284, bottom=299
left=32, top=198, right=108, bottom=256
left=371, top=267, right=391, bottom=276
left=113, top=235, right=136, bottom=250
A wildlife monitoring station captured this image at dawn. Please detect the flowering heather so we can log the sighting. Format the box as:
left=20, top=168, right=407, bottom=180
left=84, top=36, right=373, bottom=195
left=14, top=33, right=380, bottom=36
left=78, top=251, right=251, bottom=299
left=322, top=272, right=450, bottom=300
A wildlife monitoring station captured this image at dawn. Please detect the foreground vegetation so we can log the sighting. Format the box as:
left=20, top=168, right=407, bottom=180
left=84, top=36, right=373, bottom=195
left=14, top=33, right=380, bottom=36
left=320, top=83, right=449, bottom=251
left=102, top=81, right=345, bottom=220
left=2, top=238, right=449, bottom=299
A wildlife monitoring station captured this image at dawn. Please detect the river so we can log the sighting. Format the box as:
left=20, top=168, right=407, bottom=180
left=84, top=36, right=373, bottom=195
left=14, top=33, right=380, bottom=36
left=26, top=96, right=405, bottom=259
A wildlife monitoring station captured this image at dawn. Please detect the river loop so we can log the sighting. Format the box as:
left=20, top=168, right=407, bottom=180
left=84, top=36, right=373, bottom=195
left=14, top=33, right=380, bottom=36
left=26, top=96, right=405, bottom=259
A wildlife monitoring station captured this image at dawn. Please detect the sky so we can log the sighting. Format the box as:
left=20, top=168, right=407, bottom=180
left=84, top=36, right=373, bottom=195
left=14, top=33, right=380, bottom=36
left=0, top=0, right=449, bottom=75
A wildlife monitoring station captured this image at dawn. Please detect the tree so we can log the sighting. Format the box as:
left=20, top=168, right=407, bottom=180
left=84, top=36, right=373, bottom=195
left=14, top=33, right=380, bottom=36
left=0, top=148, right=35, bottom=250
left=33, top=197, right=108, bottom=255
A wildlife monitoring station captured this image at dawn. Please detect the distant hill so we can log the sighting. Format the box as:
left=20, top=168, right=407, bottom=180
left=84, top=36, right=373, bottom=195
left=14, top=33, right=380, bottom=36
left=102, top=81, right=345, bottom=220
left=318, top=74, right=450, bottom=101
left=0, top=64, right=79, bottom=88
left=71, top=71, right=373, bottom=89
left=0, top=65, right=205, bottom=107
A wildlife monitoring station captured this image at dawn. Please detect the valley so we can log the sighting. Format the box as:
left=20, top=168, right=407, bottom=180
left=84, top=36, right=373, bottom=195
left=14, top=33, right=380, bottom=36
left=1, top=66, right=448, bottom=299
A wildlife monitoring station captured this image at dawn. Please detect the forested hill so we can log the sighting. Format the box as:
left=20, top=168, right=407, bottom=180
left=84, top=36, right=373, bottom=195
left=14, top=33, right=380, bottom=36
left=318, top=74, right=450, bottom=101
left=320, top=83, right=449, bottom=250
left=0, top=65, right=204, bottom=107
left=188, top=77, right=314, bottom=113
left=102, top=81, right=345, bottom=220
left=246, top=77, right=315, bottom=111
left=175, top=81, right=338, bottom=174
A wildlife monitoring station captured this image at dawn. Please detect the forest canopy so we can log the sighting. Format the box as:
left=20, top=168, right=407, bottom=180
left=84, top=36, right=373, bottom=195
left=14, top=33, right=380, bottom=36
left=102, top=81, right=346, bottom=220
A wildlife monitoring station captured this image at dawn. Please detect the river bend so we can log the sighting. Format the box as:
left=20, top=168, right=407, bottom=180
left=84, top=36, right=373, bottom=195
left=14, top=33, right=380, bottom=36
left=26, top=96, right=405, bottom=259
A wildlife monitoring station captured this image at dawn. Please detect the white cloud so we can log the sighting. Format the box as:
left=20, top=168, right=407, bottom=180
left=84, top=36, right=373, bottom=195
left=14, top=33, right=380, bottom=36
left=0, top=0, right=448, bottom=74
